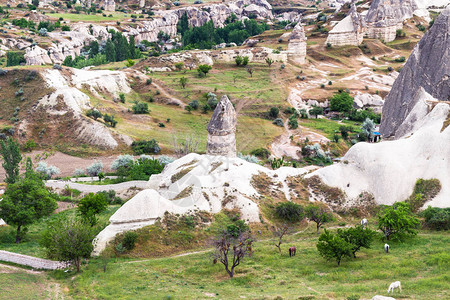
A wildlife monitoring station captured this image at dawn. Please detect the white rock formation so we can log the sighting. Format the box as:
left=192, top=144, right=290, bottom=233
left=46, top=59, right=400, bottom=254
left=309, top=101, right=450, bottom=208
left=353, top=92, right=384, bottom=113
left=207, top=95, right=237, bottom=157
left=287, top=23, right=307, bottom=64
left=214, top=47, right=287, bottom=63
left=365, top=0, right=418, bottom=42
left=35, top=68, right=131, bottom=148
left=93, top=153, right=310, bottom=255
left=102, top=0, right=115, bottom=11
left=326, top=3, right=365, bottom=46
left=24, top=45, right=53, bottom=65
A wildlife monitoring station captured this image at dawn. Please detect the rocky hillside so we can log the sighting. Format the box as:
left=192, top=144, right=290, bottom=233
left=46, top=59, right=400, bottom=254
left=380, top=6, right=450, bottom=138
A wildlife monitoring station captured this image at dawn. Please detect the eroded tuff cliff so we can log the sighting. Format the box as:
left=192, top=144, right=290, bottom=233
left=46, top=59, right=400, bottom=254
left=380, top=7, right=450, bottom=137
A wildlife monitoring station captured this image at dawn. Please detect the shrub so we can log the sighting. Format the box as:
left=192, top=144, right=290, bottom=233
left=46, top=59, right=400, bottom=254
left=125, top=59, right=135, bottom=67
left=132, top=102, right=149, bottom=114
left=35, top=162, right=60, bottom=179
left=86, top=109, right=102, bottom=120
left=131, top=139, right=161, bottom=155
left=249, top=148, right=270, bottom=159
left=74, top=169, right=85, bottom=177
left=146, top=78, right=152, bottom=85
left=197, top=64, right=212, bottom=77
left=77, top=193, right=108, bottom=226
left=189, top=100, right=199, bottom=110
left=275, top=202, right=304, bottom=223
left=122, top=231, right=138, bottom=250
left=235, top=55, right=243, bottom=66
left=288, top=116, right=298, bottom=129
left=421, top=207, right=450, bottom=231
left=242, top=56, right=249, bottom=66
left=174, top=62, right=184, bottom=70
left=272, top=118, right=284, bottom=127
left=394, top=56, right=406, bottom=63
left=269, top=107, right=279, bottom=119
left=6, top=51, right=25, bottom=67
left=119, top=93, right=126, bottom=103
left=237, top=153, right=260, bottom=164
left=157, top=156, right=175, bottom=165
left=85, top=160, right=103, bottom=176
left=111, top=155, right=134, bottom=170
left=61, top=25, right=70, bottom=31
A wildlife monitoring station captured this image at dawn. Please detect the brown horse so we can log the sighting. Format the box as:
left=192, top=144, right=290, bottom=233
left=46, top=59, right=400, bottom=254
left=289, top=246, right=296, bottom=257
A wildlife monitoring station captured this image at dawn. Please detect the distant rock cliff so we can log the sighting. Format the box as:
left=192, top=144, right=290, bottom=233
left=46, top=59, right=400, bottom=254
left=380, top=7, right=450, bottom=137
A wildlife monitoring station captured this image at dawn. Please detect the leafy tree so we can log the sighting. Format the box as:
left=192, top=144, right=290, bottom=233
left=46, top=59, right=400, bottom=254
left=317, top=229, right=352, bottom=266
left=77, top=193, right=108, bottom=226
left=361, top=118, right=375, bottom=140
left=242, top=56, right=249, bottom=66
left=338, top=226, right=375, bottom=258
left=377, top=202, right=420, bottom=241
left=103, top=114, right=117, bottom=128
left=235, top=55, right=243, bottom=66
left=330, top=92, right=353, bottom=113
left=339, top=125, right=352, bottom=140
left=6, top=51, right=25, bottom=67
left=0, top=177, right=57, bottom=243
left=180, top=77, right=188, bottom=89
left=0, top=137, right=22, bottom=184
left=269, top=107, right=279, bottom=119
left=275, top=202, right=304, bottom=223
left=89, top=41, right=99, bottom=58
left=32, top=0, right=39, bottom=7
left=212, top=230, right=253, bottom=278
left=305, top=205, right=334, bottom=234
left=246, top=67, right=254, bottom=77
left=309, top=106, right=323, bottom=119
left=265, top=58, right=274, bottom=67
left=197, top=64, right=212, bottom=77
left=104, top=40, right=116, bottom=62
left=177, top=12, right=189, bottom=36
left=63, top=55, right=73, bottom=67
left=41, top=215, right=94, bottom=272
left=288, top=115, right=298, bottom=129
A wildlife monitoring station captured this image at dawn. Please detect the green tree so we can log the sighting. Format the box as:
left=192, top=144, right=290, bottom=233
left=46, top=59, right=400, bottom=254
left=32, top=0, right=39, bottom=8
left=306, top=205, right=334, bottom=234
left=0, top=137, right=22, bottom=184
left=197, top=64, right=212, bottom=77
left=177, top=12, right=189, bottom=36
left=330, top=92, right=353, bottom=113
left=89, top=41, right=99, bottom=58
left=269, top=107, right=279, bottom=119
left=275, top=202, right=304, bottom=223
left=180, top=76, right=188, bottom=89
left=265, top=58, right=274, bottom=67
left=0, top=177, right=57, bottom=243
left=309, top=106, right=323, bottom=119
left=132, top=102, right=149, bottom=114
left=235, top=55, right=243, bottom=66
left=317, top=229, right=353, bottom=266
left=41, top=215, right=94, bottom=272
left=421, top=206, right=450, bottom=231
left=378, top=202, right=420, bottom=241
left=338, top=226, right=375, bottom=258
left=128, top=35, right=136, bottom=59
left=77, top=193, right=108, bottom=226
left=104, top=40, right=116, bottom=62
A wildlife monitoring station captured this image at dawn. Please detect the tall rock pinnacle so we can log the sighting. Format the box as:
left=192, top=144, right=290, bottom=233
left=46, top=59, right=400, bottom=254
left=380, top=7, right=450, bottom=138
left=206, top=95, right=237, bottom=157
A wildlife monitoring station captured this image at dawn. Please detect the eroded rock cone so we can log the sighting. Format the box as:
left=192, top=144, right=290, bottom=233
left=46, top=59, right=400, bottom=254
left=207, top=95, right=237, bottom=157
left=380, top=6, right=450, bottom=137
left=288, top=23, right=307, bottom=64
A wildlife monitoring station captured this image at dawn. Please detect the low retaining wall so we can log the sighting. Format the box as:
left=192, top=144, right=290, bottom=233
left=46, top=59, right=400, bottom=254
left=0, top=250, right=68, bottom=270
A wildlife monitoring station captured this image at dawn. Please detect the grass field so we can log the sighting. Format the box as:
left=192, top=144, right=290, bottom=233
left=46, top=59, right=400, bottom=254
left=50, top=12, right=128, bottom=22
left=69, top=226, right=449, bottom=299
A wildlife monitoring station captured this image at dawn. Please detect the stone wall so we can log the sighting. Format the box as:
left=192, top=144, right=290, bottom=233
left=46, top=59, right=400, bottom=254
left=365, top=24, right=402, bottom=42
left=0, top=250, right=68, bottom=270
left=327, top=31, right=364, bottom=46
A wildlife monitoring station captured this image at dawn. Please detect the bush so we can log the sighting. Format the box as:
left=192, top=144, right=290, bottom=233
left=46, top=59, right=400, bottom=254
left=131, top=139, right=161, bottom=155
left=77, top=193, right=108, bottom=226
left=197, top=64, right=212, bottom=77
left=61, top=25, right=70, bottom=31
left=269, top=107, right=279, bottom=119
left=189, top=100, right=199, bottom=110
left=249, top=148, right=270, bottom=159
left=235, top=55, right=243, bottom=66
left=86, top=109, right=102, bottom=120
left=288, top=116, right=298, bottom=129
left=85, top=160, right=103, bottom=176
left=237, top=153, right=260, bottom=164
left=6, top=51, right=25, bottom=67
left=132, top=102, right=149, bottom=114
left=111, top=155, right=134, bottom=170
left=421, top=207, right=450, bottom=231
left=394, top=56, right=406, bottom=63
left=119, top=93, right=126, bottom=103
left=122, top=231, right=138, bottom=250
left=275, top=202, right=304, bottom=223
left=35, top=162, right=60, bottom=179
left=272, top=118, right=284, bottom=127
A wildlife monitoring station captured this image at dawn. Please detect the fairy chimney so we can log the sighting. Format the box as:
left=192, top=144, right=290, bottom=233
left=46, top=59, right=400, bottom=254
left=206, top=95, right=237, bottom=157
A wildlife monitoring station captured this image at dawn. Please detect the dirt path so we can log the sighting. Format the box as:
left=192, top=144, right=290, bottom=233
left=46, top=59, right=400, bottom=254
left=152, top=81, right=186, bottom=108
left=45, top=180, right=148, bottom=193
left=0, top=250, right=68, bottom=270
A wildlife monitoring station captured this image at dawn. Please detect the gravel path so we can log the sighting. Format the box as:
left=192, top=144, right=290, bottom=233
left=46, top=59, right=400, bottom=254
left=45, top=180, right=148, bottom=193
left=0, top=250, right=68, bottom=270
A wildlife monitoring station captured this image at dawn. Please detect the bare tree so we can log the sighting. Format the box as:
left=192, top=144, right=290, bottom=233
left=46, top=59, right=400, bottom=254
left=274, top=224, right=289, bottom=253
left=246, top=67, right=254, bottom=77
left=171, top=134, right=200, bottom=157
left=212, top=231, right=253, bottom=278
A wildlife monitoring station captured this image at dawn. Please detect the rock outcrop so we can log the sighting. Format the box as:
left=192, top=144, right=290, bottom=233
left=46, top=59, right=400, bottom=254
left=93, top=153, right=310, bottom=255
left=326, top=3, right=365, bottom=46
left=365, top=0, right=418, bottom=42
left=24, top=45, right=53, bottom=65
left=287, top=23, right=307, bottom=64
left=102, top=0, right=115, bottom=11
left=380, top=7, right=450, bottom=137
left=207, top=95, right=237, bottom=157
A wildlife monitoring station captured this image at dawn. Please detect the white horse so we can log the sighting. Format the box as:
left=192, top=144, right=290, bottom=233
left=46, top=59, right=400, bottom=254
left=361, top=218, right=368, bottom=227
left=384, top=243, right=389, bottom=253
left=388, top=281, right=401, bottom=294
